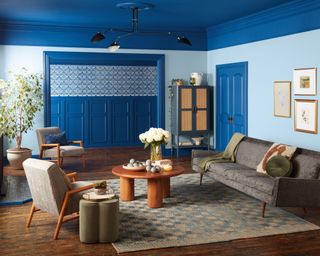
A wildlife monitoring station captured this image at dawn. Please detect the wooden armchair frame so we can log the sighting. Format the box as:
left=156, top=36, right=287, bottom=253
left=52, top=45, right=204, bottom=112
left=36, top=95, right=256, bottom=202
left=26, top=172, right=93, bottom=240
left=39, top=141, right=86, bottom=168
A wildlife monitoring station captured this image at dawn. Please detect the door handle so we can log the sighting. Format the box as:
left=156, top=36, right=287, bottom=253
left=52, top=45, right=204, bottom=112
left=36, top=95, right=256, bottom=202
left=227, top=116, right=234, bottom=124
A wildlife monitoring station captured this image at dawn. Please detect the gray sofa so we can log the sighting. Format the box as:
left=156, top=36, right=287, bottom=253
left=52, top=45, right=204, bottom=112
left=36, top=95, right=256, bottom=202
left=192, top=137, right=320, bottom=216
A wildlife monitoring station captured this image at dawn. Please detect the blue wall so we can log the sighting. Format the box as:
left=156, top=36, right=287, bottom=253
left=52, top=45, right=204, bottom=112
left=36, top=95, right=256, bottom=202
left=208, top=28, right=320, bottom=151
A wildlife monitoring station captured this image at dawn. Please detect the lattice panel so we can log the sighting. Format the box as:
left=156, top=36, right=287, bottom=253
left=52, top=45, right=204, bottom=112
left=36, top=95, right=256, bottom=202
left=50, top=64, right=158, bottom=96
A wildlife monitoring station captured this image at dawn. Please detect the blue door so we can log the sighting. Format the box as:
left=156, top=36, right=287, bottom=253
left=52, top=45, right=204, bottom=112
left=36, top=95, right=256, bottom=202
left=216, top=62, right=248, bottom=150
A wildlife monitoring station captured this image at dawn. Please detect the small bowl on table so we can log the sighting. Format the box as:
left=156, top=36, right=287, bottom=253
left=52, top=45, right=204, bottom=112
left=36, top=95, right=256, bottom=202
left=192, top=137, right=204, bottom=146
left=93, top=188, right=107, bottom=195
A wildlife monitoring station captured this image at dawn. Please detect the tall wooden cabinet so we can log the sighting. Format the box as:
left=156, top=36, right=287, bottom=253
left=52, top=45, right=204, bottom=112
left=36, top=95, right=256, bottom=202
left=169, top=85, right=212, bottom=157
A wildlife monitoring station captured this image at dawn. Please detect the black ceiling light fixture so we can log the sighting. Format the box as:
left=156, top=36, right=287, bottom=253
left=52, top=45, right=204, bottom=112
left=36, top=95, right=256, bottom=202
left=91, top=2, right=192, bottom=51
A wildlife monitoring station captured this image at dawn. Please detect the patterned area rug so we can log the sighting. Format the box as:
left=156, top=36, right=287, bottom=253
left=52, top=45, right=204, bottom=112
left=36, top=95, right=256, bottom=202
left=0, top=176, right=32, bottom=206
left=109, top=174, right=319, bottom=253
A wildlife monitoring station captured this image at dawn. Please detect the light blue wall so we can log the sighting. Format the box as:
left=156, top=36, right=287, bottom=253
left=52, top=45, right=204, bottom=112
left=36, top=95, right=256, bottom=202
left=207, top=28, right=320, bottom=151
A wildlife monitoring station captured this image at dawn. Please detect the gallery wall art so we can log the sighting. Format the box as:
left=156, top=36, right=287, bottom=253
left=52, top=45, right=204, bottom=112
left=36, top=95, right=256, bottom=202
left=274, top=81, right=291, bottom=118
left=293, top=68, right=317, bottom=96
left=294, top=99, right=318, bottom=134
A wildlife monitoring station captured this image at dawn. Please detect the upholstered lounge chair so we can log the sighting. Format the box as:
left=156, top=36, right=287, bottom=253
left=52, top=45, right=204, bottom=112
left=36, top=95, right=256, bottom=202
left=36, top=127, right=85, bottom=167
left=23, top=158, right=93, bottom=239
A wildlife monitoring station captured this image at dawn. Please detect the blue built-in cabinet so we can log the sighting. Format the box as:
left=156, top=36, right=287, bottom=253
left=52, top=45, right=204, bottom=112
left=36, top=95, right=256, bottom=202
left=51, top=96, right=156, bottom=147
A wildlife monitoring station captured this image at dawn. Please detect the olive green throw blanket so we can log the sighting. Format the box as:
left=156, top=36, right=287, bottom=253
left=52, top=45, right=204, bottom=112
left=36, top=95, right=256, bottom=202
left=199, top=133, right=245, bottom=172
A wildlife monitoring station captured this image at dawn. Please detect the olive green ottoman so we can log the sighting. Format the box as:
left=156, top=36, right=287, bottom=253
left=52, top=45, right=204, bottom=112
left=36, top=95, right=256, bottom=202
left=79, top=198, right=119, bottom=243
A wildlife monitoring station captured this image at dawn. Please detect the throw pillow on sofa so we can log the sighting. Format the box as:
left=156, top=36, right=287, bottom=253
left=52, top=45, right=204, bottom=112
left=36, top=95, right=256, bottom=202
left=257, top=143, right=296, bottom=174
left=266, top=155, right=292, bottom=177
left=45, top=131, right=68, bottom=145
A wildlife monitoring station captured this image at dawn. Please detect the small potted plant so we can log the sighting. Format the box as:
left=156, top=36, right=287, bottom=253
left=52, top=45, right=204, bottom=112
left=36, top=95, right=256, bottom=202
left=0, top=69, right=43, bottom=169
left=93, top=181, right=107, bottom=195
left=171, top=78, right=184, bottom=86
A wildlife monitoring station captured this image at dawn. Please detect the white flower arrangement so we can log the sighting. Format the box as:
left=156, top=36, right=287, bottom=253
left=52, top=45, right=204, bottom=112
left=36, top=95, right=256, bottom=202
left=139, top=127, right=170, bottom=148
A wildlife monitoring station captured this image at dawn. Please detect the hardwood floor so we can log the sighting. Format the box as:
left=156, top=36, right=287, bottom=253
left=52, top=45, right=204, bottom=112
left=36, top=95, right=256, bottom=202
left=1, top=147, right=320, bottom=256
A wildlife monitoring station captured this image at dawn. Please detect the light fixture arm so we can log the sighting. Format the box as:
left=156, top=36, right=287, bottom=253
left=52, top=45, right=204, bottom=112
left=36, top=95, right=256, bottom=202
left=91, top=2, right=192, bottom=49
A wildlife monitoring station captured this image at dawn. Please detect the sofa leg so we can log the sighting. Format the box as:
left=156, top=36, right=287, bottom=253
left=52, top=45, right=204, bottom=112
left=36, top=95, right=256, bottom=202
left=200, top=173, right=203, bottom=185
left=303, top=207, right=307, bottom=215
left=261, top=202, right=266, bottom=218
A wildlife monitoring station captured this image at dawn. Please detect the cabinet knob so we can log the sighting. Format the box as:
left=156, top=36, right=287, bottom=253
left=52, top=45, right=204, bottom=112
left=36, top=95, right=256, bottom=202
left=193, top=106, right=197, bottom=113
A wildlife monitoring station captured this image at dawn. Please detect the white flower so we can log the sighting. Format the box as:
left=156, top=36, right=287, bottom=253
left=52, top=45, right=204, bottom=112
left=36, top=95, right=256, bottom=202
left=154, top=134, right=162, bottom=142
left=163, top=131, right=170, bottom=138
left=139, top=127, right=170, bottom=146
left=139, top=133, right=146, bottom=142
left=146, top=134, right=154, bottom=143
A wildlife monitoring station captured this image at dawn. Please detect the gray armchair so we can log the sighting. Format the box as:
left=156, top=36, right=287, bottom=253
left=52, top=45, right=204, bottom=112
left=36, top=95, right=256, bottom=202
left=23, top=158, right=93, bottom=239
left=36, top=127, right=85, bottom=167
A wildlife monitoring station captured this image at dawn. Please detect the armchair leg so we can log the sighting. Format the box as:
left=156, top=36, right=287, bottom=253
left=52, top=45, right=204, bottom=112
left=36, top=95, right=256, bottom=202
left=82, top=154, right=86, bottom=169
left=39, top=148, right=44, bottom=159
left=53, top=194, right=69, bottom=240
left=26, top=203, right=36, bottom=228
left=200, top=173, right=204, bottom=185
left=261, top=202, right=266, bottom=218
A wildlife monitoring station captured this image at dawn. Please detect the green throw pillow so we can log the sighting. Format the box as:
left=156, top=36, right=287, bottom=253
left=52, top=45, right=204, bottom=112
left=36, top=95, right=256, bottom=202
left=266, top=155, right=292, bottom=177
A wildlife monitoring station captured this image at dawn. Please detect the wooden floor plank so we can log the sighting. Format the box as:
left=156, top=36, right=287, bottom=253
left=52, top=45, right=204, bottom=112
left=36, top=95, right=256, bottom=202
left=1, top=147, right=320, bottom=256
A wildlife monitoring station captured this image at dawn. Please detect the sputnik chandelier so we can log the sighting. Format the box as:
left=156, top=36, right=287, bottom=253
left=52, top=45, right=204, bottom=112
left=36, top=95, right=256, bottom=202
left=91, top=2, right=192, bottom=52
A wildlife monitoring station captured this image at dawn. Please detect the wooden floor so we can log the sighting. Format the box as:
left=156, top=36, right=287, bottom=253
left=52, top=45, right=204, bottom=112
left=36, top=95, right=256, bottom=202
left=1, top=147, right=320, bottom=256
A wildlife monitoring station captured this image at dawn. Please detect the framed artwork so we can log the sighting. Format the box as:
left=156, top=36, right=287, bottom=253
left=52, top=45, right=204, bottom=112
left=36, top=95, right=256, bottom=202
left=293, top=68, right=317, bottom=95
left=294, top=99, right=318, bottom=134
left=274, top=81, right=291, bottom=117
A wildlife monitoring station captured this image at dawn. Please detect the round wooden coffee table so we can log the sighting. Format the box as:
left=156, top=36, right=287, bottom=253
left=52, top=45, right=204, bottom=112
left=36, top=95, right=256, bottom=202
left=112, top=165, right=184, bottom=208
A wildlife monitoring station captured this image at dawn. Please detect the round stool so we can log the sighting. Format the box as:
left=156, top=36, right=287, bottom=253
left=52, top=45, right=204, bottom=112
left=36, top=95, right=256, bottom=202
left=79, top=198, right=119, bottom=243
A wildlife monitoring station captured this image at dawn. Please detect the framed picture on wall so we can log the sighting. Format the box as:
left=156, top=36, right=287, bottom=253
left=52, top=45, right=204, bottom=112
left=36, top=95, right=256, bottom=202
left=294, top=99, right=318, bottom=134
left=293, top=68, right=317, bottom=95
left=274, top=81, right=291, bottom=118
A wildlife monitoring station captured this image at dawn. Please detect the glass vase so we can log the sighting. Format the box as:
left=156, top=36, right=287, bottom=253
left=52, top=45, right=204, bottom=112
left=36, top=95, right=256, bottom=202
left=150, top=144, right=162, bottom=162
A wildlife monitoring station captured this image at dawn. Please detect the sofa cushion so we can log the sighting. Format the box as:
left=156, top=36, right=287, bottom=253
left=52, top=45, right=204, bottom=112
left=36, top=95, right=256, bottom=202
left=224, top=169, right=276, bottom=195
left=257, top=143, right=296, bottom=174
left=207, top=162, right=276, bottom=195
left=291, top=151, right=320, bottom=179
left=266, top=155, right=292, bottom=177
left=207, top=162, right=251, bottom=177
left=235, top=138, right=271, bottom=169
left=43, top=145, right=84, bottom=158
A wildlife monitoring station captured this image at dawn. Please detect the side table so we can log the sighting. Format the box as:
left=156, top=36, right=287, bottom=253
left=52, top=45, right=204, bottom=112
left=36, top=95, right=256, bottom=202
left=79, top=197, right=119, bottom=243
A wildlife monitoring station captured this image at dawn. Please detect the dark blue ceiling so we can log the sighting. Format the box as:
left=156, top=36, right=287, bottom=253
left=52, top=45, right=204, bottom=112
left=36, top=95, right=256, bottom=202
left=0, top=0, right=296, bottom=31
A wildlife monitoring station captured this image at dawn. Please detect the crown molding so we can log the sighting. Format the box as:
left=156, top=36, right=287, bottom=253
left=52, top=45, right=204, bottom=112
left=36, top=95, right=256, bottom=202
left=207, top=0, right=320, bottom=50
left=207, top=0, right=320, bottom=36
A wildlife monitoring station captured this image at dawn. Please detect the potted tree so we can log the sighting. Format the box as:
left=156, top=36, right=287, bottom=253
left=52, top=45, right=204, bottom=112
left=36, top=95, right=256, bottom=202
left=0, top=69, right=43, bottom=169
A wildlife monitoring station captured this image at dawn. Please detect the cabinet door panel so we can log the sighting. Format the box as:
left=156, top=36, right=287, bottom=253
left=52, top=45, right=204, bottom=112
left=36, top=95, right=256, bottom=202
left=181, top=111, right=192, bottom=131
left=180, top=88, right=193, bottom=109
left=196, top=110, right=207, bottom=131
left=196, top=88, right=207, bottom=108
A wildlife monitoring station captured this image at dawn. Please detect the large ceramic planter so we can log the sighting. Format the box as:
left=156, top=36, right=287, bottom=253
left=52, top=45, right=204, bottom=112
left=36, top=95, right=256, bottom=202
left=6, top=148, right=32, bottom=170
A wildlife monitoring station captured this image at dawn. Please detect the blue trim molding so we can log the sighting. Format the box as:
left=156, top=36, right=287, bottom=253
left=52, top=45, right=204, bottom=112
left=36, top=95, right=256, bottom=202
left=207, top=0, right=320, bottom=50
left=43, top=52, right=166, bottom=138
